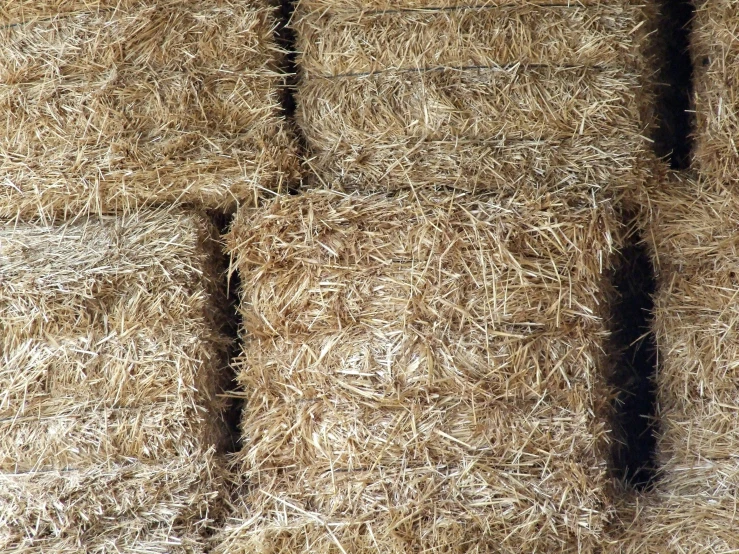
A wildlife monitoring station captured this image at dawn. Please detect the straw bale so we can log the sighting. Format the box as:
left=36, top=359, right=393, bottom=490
left=294, top=1, right=654, bottom=193
left=691, top=0, right=739, bottom=182
left=0, top=0, right=298, bottom=218
left=215, top=188, right=620, bottom=553
left=615, top=177, right=739, bottom=552
left=0, top=211, right=229, bottom=552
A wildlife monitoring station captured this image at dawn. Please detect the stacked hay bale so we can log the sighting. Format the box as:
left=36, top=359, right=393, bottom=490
left=294, top=0, right=654, bottom=195
left=0, top=0, right=298, bottom=218
left=214, top=188, right=620, bottom=553
left=692, top=0, right=739, bottom=185
left=616, top=177, right=739, bottom=552
left=211, top=0, right=661, bottom=552
left=0, top=211, right=230, bottom=553
left=615, top=2, right=739, bottom=550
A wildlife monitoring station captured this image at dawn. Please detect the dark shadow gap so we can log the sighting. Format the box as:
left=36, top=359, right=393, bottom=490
left=608, top=233, right=659, bottom=491
left=276, top=0, right=306, bottom=196
left=209, top=210, right=244, bottom=456
left=651, top=0, right=696, bottom=169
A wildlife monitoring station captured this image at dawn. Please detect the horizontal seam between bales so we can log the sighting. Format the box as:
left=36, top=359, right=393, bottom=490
left=0, top=402, right=192, bottom=423
left=0, top=4, right=277, bottom=30
left=306, top=2, right=645, bottom=16
left=309, top=63, right=616, bottom=79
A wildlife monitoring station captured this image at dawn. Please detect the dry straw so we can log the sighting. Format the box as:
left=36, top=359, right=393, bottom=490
left=294, top=0, right=654, bottom=194
left=692, top=0, right=739, bottom=182
left=0, top=0, right=298, bottom=219
left=617, top=176, right=739, bottom=552
left=0, top=211, right=230, bottom=553
left=214, top=188, right=620, bottom=553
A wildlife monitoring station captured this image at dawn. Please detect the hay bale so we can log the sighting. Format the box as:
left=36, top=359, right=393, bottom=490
left=214, top=188, right=620, bottom=553
left=294, top=0, right=654, bottom=193
left=692, top=0, right=739, bottom=182
left=0, top=1, right=298, bottom=218
left=0, top=211, right=230, bottom=553
left=617, top=176, right=739, bottom=552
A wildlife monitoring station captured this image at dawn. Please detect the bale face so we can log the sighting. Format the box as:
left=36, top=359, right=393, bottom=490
left=215, top=189, right=619, bottom=553
left=692, top=0, right=739, bottom=182
left=617, top=178, right=739, bottom=552
left=0, top=211, right=229, bottom=552
left=294, top=0, right=653, bottom=193
left=0, top=0, right=298, bottom=218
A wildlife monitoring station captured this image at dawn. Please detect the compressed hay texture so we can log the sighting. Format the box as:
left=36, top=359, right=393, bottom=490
left=691, top=0, right=739, bottom=183
left=294, top=0, right=655, bottom=194
left=0, top=211, right=230, bottom=553
left=214, top=189, right=620, bottom=553
left=0, top=0, right=298, bottom=219
left=616, top=177, right=739, bottom=553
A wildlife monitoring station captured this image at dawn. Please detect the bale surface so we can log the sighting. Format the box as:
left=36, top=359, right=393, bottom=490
left=215, top=189, right=619, bottom=553
left=0, top=0, right=298, bottom=218
left=692, top=0, right=739, bottom=182
left=0, top=211, right=229, bottom=553
left=294, top=0, right=654, bottom=193
left=617, top=177, right=739, bottom=553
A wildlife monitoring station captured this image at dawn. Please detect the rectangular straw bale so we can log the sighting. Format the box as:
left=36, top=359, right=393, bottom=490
left=617, top=177, right=739, bottom=553
left=692, top=0, right=739, bottom=182
left=0, top=211, right=229, bottom=553
left=0, top=0, right=298, bottom=218
left=215, top=188, right=620, bottom=553
left=294, top=0, right=654, bottom=193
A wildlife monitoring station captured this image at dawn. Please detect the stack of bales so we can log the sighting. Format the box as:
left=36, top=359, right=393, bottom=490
left=617, top=178, right=739, bottom=552
left=0, top=0, right=295, bottom=551
left=294, top=0, right=654, bottom=195
left=212, top=0, right=660, bottom=552
left=692, top=0, right=739, bottom=186
left=215, top=189, right=620, bottom=553
left=616, top=2, right=739, bottom=550
left=0, top=0, right=298, bottom=218
left=0, top=211, right=229, bottom=552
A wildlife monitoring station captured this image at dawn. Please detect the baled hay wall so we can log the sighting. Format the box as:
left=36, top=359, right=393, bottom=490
left=215, top=189, right=620, bottom=553
left=295, top=0, right=654, bottom=194
left=618, top=178, right=739, bottom=553
left=0, top=0, right=298, bottom=219
left=692, top=0, right=739, bottom=182
left=0, top=211, right=230, bottom=553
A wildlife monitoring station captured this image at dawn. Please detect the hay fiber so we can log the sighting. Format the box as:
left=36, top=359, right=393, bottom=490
left=0, top=0, right=298, bottom=219
left=294, top=0, right=654, bottom=194
left=617, top=176, right=739, bottom=553
left=214, top=188, right=621, bottom=553
left=0, top=210, right=230, bottom=553
left=692, top=0, right=739, bottom=182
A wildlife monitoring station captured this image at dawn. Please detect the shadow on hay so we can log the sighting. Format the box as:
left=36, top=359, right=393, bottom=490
left=651, top=0, right=695, bottom=170
left=276, top=0, right=306, bottom=196
left=607, top=0, right=696, bottom=493
left=607, top=237, right=660, bottom=492
left=210, top=210, right=245, bottom=456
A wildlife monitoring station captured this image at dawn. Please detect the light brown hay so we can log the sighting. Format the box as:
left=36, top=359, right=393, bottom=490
left=0, top=211, right=230, bottom=553
left=0, top=1, right=298, bottom=218
left=214, top=188, right=620, bottom=553
left=294, top=1, right=654, bottom=193
left=691, top=0, right=739, bottom=182
left=617, top=176, right=739, bottom=552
